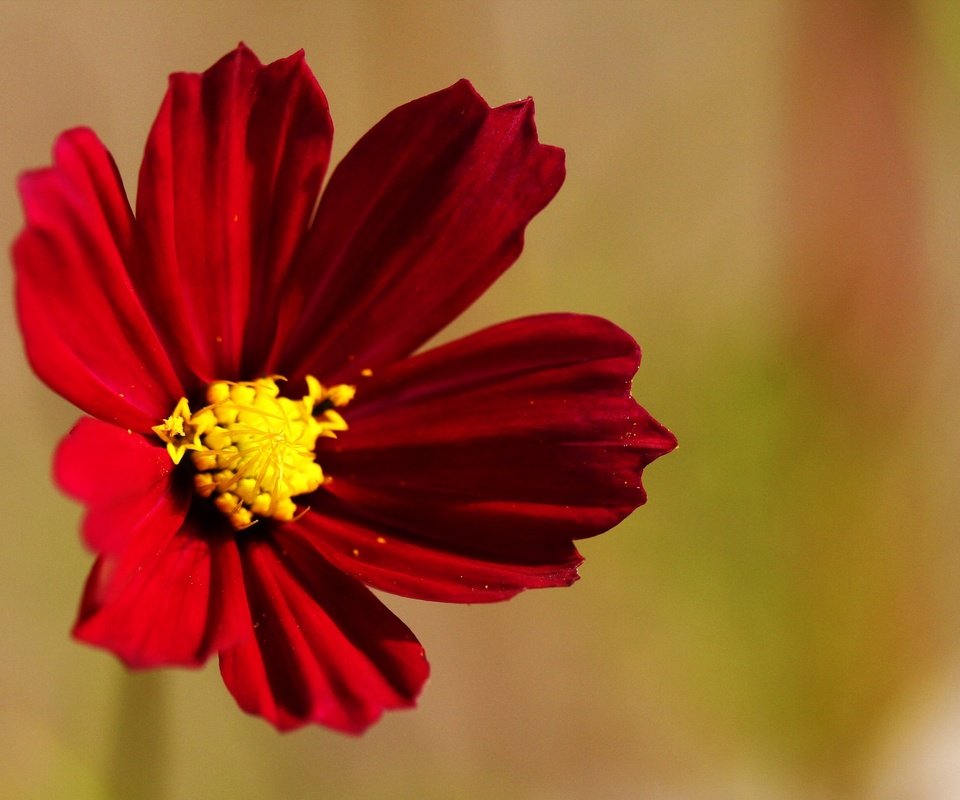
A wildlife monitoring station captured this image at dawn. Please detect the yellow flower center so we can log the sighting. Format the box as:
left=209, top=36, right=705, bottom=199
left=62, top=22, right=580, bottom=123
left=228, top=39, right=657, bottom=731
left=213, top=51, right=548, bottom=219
left=152, top=376, right=354, bottom=529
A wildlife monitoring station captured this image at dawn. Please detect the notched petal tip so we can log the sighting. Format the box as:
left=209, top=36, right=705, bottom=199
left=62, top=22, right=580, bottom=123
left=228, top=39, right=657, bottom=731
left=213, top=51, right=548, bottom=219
left=444, top=76, right=483, bottom=105
left=279, top=73, right=568, bottom=380
left=489, top=92, right=566, bottom=199
left=165, top=43, right=265, bottom=91
left=650, top=420, right=679, bottom=459
left=493, top=90, right=565, bottom=158
left=16, top=128, right=110, bottom=218
left=72, top=521, right=248, bottom=669
left=209, top=41, right=263, bottom=71
left=219, top=537, right=430, bottom=732
left=14, top=124, right=184, bottom=428
left=136, top=41, right=333, bottom=383
left=431, top=78, right=565, bottom=162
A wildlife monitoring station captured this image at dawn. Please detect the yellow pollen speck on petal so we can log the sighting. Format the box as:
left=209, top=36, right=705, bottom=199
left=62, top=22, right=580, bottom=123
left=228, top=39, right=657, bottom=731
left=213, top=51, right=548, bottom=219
left=155, top=375, right=354, bottom=530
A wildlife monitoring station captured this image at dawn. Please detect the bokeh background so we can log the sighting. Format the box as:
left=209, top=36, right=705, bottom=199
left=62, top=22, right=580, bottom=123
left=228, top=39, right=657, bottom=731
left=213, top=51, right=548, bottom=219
left=2, top=1, right=960, bottom=798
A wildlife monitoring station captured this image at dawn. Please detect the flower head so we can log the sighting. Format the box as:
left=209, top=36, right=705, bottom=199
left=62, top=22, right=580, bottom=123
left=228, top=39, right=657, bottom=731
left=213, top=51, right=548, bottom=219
left=13, top=45, right=676, bottom=732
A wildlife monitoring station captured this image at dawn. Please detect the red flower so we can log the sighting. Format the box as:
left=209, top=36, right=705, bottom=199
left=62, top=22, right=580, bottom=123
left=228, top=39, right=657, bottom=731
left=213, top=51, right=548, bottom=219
left=13, top=45, right=676, bottom=732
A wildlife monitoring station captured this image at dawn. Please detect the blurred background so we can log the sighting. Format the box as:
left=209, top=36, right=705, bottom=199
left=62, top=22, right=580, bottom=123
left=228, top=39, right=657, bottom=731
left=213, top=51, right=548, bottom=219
left=2, top=1, right=959, bottom=798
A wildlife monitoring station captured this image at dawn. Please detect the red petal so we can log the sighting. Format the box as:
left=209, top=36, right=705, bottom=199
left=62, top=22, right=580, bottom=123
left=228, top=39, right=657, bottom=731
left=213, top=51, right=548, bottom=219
left=134, top=45, right=333, bottom=384
left=307, top=314, right=676, bottom=601
left=273, top=79, right=565, bottom=383
left=219, top=533, right=428, bottom=733
left=290, top=507, right=582, bottom=603
left=54, top=417, right=187, bottom=555
left=13, top=128, right=183, bottom=431
left=74, top=515, right=249, bottom=668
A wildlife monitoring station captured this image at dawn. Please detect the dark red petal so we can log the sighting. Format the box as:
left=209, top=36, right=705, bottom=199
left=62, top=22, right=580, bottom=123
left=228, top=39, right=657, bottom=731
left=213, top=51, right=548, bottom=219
left=273, top=79, right=565, bottom=383
left=54, top=417, right=187, bottom=555
left=134, top=44, right=333, bottom=385
left=289, top=506, right=582, bottom=603
left=307, top=314, right=676, bottom=601
left=218, top=533, right=428, bottom=733
left=13, top=128, right=183, bottom=431
left=73, top=516, right=249, bottom=668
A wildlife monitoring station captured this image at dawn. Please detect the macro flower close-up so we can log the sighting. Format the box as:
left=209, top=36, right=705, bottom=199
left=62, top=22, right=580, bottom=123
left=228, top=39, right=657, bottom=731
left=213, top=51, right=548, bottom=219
left=12, top=44, right=676, bottom=733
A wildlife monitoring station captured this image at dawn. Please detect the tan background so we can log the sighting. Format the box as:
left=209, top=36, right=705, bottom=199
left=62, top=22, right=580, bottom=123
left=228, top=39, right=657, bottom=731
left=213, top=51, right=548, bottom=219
left=3, top=1, right=960, bottom=798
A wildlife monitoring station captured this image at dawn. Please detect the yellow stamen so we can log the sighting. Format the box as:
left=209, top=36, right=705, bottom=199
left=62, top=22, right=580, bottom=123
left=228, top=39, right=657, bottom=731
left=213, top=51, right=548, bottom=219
left=151, top=397, right=211, bottom=464
left=155, top=376, right=353, bottom=529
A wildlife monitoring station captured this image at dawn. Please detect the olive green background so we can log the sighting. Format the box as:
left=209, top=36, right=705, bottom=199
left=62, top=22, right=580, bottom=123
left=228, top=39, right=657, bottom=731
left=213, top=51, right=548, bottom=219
left=3, top=1, right=960, bottom=798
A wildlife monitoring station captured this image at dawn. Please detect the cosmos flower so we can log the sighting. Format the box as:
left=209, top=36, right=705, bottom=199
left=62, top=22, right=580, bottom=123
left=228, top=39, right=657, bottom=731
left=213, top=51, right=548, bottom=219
left=13, top=45, right=677, bottom=732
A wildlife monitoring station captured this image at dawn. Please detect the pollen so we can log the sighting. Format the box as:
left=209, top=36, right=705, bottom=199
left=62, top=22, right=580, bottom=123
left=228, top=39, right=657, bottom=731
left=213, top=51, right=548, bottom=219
left=156, top=376, right=352, bottom=529
left=152, top=397, right=209, bottom=464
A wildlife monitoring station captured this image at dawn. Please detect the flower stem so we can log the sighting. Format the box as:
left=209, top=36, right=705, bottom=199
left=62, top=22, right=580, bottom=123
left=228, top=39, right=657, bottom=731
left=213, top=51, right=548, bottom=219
left=107, top=669, right=168, bottom=800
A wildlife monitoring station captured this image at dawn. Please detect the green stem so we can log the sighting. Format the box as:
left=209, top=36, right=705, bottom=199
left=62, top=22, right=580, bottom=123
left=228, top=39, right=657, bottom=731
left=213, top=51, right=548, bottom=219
left=108, top=669, right=168, bottom=800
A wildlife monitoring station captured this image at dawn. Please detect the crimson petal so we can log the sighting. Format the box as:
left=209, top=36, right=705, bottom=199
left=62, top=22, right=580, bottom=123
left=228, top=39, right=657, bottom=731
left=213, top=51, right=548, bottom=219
left=54, top=417, right=186, bottom=555
left=219, top=533, right=428, bottom=733
left=13, top=128, right=183, bottom=431
left=306, top=314, right=676, bottom=601
left=290, top=506, right=582, bottom=603
left=134, top=44, right=333, bottom=385
left=74, top=516, right=249, bottom=668
left=274, top=79, right=565, bottom=384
